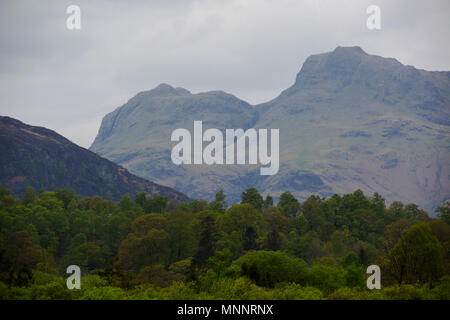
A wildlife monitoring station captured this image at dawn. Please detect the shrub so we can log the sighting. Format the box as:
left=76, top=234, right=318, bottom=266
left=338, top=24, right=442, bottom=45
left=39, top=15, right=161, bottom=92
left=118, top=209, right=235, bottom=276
left=229, top=251, right=308, bottom=287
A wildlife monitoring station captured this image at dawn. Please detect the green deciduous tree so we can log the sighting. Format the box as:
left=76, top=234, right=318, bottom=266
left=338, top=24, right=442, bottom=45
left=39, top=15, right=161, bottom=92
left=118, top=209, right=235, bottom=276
left=389, top=223, right=444, bottom=285
left=217, top=204, right=265, bottom=257
left=241, top=188, right=263, bottom=210
left=194, top=214, right=217, bottom=265
left=436, top=202, right=450, bottom=225
left=22, top=186, right=36, bottom=206
left=232, top=251, right=308, bottom=288
left=278, top=191, right=300, bottom=218
left=207, top=248, right=232, bottom=278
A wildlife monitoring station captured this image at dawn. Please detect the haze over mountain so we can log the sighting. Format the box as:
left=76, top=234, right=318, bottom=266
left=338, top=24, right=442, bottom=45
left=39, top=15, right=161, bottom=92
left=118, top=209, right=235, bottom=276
left=90, top=46, right=450, bottom=212
left=0, top=116, right=189, bottom=202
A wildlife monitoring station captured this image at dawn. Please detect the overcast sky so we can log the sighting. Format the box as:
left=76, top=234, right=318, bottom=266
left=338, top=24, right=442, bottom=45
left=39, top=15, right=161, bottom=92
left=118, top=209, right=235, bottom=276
left=1, top=0, right=449, bottom=148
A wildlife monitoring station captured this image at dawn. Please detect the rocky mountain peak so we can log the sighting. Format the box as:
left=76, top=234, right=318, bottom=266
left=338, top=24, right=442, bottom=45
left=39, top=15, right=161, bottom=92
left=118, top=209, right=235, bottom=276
left=281, top=46, right=406, bottom=96
left=139, top=83, right=191, bottom=97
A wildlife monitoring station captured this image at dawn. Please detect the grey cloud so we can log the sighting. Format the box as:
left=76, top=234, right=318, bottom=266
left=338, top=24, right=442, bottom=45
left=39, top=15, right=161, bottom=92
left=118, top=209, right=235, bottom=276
left=0, top=0, right=449, bottom=148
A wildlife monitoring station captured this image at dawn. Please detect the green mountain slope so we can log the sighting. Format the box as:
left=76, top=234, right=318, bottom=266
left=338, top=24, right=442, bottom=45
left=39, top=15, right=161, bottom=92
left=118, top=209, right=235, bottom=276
left=0, top=116, right=190, bottom=202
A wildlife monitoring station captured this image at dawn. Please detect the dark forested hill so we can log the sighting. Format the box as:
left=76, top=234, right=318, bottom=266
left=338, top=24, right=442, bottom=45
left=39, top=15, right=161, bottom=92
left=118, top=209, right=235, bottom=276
left=0, top=116, right=189, bottom=202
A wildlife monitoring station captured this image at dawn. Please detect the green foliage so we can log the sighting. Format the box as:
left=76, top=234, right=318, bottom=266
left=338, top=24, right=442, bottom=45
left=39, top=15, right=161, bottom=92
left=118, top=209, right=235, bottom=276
left=388, top=223, right=444, bottom=285
left=436, top=202, right=450, bottom=225
left=230, top=251, right=308, bottom=287
left=61, top=242, right=104, bottom=273
left=119, top=195, right=135, bottom=211
left=241, top=188, right=263, bottom=210
left=273, top=283, right=323, bottom=300
left=194, top=212, right=218, bottom=265
left=133, top=264, right=181, bottom=287
left=22, top=186, right=36, bottom=206
left=81, top=286, right=127, bottom=300
left=278, top=191, right=300, bottom=218
left=263, top=195, right=274, bottom=209
left=307, top=261, right=346, bottom=294
left=217, top=204, right=265, bottom=257
left=0, top=186, right=448, bottom=300
left=345, top=263, right=365, bottom=288
left=207, top=189, right=227, bottom=213
left=207, top=248, right=232, bottom=278
left=117, top=229, right=170, bottom=271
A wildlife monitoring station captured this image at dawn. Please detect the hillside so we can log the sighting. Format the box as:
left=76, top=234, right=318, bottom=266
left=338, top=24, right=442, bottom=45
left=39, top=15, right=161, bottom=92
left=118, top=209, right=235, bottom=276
left=90, top=47, right=450, bottom=212
left=0, top=116, right=190, bottom=202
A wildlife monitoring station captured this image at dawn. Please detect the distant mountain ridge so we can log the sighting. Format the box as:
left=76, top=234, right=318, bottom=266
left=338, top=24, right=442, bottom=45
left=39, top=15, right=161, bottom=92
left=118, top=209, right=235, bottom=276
left=90, top=46, right=450, bottom=212
left=0, top=116, right=190, bottom=202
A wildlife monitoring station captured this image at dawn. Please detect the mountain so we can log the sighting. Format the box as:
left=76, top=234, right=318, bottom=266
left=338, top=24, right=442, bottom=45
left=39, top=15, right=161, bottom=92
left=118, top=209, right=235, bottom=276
left=90, top=83, right=258, bottom=201
left=90, top=46, right=450, bottom=212
left=0, top=116, right=190, bottom=202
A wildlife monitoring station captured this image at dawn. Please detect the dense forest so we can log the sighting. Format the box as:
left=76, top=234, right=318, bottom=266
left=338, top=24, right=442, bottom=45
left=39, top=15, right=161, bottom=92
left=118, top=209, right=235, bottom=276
left=0, top=185, right=449, bottom=300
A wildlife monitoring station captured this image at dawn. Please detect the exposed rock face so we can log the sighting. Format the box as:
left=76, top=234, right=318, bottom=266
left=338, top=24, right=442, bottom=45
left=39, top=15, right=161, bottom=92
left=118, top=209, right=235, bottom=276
left=90, top=47, right=450, bottom=213
left=0, top=116, right=190, bottom=202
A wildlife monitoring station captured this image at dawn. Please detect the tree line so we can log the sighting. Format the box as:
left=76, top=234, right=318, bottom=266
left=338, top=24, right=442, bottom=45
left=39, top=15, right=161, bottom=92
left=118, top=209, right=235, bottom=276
left=0, top=184, right=449, bottom=300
